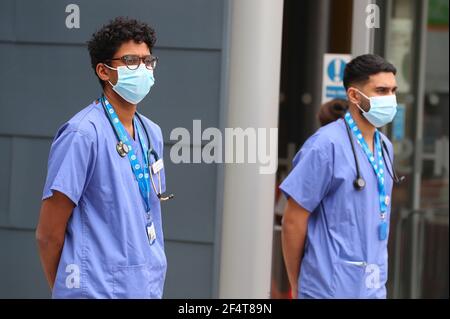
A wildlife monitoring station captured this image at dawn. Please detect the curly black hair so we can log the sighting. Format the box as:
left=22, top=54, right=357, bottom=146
left=87, top=17, right=157, bottom=86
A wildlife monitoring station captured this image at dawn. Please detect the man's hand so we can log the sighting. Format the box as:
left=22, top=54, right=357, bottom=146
left=36, top=191, right=74, bottom=290
left=281, top=198, right=310, bottom=299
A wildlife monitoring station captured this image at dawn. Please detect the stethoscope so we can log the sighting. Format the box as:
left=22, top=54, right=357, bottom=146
left=344, top=119, right=405, bottom=191
left=100, top=95, right=174, bottom=201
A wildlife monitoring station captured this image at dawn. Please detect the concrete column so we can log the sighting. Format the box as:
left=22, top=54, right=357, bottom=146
left=352, top=0, right=376, bottom=56
left=218, top=0, right=284, bottom=298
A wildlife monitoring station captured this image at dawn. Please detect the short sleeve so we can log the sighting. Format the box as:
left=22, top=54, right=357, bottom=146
left=279, top=143, right=333, bottom=213
left=42, top=129, right=96, bottom=205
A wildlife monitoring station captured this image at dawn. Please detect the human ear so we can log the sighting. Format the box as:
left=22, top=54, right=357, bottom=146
left=96, top=63, right=111, bottom=82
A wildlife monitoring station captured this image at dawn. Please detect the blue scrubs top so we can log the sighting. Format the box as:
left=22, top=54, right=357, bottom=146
left=42, top=99, right=167, bottom=299
left=279, top=118, right=394, bottom=299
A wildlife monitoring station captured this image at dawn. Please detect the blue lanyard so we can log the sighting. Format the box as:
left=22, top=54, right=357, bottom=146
left=102, top=96, right=152, bottom=214
left=344, top=112, right=389, bottom=240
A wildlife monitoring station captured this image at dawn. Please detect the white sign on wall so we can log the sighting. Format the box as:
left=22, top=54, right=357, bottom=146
left=322, top=53, right=352, bottom=104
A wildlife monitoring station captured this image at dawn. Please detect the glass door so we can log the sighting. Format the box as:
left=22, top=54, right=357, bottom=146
left=379, top=0, right=449, bottom=299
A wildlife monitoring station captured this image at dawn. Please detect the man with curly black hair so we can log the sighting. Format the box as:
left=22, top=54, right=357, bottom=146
left=36, top=17, right=169, bottom=299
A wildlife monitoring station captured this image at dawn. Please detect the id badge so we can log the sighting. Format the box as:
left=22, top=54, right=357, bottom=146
left=146, top=222, right=156, bottom=245
left=379, top=220, right=388, bottom=241
left=151, top=159, right=164, bottom=174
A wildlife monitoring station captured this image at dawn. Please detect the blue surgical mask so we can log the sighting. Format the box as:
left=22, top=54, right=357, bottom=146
left=354, top=88, right=398, bottom=128
left=105, top=63, right=155, bottom=104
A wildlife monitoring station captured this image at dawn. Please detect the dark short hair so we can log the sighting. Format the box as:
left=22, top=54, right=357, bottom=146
left=87, top=17, right=157, bottom=86
left=343, top=54, right=397, bottom=90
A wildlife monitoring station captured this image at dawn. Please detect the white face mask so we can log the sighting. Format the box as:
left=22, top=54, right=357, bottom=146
left=353, top=88, right=398, bottom=128
left=105, top=63, right=155, bottom=104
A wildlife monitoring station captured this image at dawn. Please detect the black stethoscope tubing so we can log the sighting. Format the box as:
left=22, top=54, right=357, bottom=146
left=100, top=94, right=157, bottom=161
left=344, top=119, right=405, bottom=191
left=100, top=94, right=174, bottom=201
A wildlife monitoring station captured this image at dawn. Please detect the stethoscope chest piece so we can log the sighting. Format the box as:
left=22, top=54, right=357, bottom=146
left=101, top=94, right=175, bottom=201
left=354, top=177, right=366, bottom=190
left=116, top=141, right=129, bottom=157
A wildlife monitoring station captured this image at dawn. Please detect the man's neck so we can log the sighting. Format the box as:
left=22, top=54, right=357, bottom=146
left=349, top=106, right=376, bottom=152
left=103, top=87, right=136, bottom=137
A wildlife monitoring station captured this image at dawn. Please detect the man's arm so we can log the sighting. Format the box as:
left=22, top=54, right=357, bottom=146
left=281, top=198, right=310, bottom=298
left=36, top=191, right=74, bottom=290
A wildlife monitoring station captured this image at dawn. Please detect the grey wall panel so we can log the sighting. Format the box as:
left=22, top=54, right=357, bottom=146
left=9, top=0, right=223, bottom=50
left=142, top=48, right=222, bottom=141
left=9, top=137, right=52, bottom=229
left=0, top=44, right=221, bottom=139
left=0, top=0, right=15, bottom=42
left=0, top=43, right=99, bottom=138
left=162, top=148, right=216, bottom=243
left=164, top=241, right=213, bottom=298
left=0, top=229, right=50, bottom=298
left=0, top=137, right=12, bottom=226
